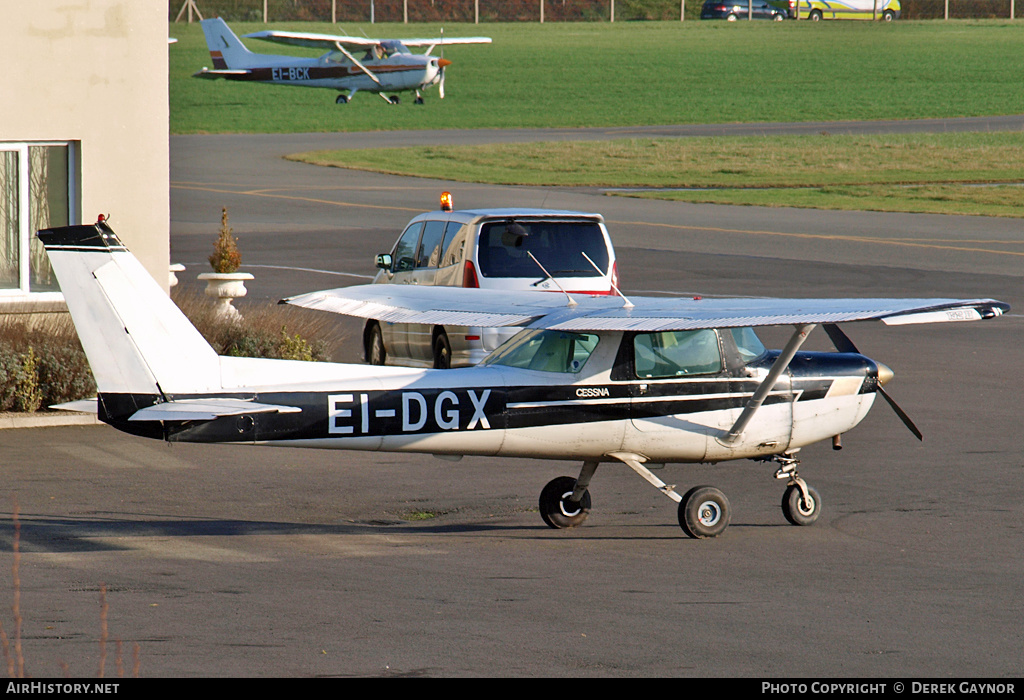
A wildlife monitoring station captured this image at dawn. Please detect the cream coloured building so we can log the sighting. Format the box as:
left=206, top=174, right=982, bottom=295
left=0, top=2, right=170, bottom=306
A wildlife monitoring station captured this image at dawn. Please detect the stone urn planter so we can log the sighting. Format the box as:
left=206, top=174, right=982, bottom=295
left=198, top=271, right=253, bottom=320
left=200, top=206, right=250, bottom=319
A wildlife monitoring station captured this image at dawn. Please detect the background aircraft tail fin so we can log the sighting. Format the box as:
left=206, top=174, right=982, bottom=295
left=200, top=17, right=256, bottom=70
left=37, top=222, right=222, bottom=399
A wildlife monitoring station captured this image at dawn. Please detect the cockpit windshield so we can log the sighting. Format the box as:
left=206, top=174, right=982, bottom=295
left=483, top=330, right=600, bottom=374
left=380, top=40, right=411, bottom=55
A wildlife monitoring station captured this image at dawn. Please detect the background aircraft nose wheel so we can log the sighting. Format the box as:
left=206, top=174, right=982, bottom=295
left=539, top=476, right=591, bottom=529
left=782, top=484, right=821, bottom=526
left=679, top=486, right=731, bottom=538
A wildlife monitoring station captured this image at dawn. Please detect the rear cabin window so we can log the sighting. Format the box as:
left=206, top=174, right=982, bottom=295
left=476, top=220, right=609, bottom=279
left=634, top=329, right=723, bottom=378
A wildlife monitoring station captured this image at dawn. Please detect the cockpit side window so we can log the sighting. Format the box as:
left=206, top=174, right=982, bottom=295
left=634, top=329, right=723, bottom=378
left=484, top=330, right=600, bottom=374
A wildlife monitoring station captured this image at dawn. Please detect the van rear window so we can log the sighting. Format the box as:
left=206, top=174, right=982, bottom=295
left=477, top=221, right=609, bottom=278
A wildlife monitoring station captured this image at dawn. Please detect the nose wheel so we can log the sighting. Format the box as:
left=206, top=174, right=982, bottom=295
left=782, top=483, right=821, bottom=526
left=774, top=455, right=822, bottom=526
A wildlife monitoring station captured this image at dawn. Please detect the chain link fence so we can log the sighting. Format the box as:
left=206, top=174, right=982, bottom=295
left=169, top=0, right=1016, bottom=23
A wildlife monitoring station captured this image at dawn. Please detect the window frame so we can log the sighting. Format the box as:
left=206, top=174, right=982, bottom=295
left=0, top=140, right=78, bottom=299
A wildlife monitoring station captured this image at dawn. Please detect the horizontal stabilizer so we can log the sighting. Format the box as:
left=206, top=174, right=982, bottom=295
left=193, top=68, right=252, bottom=79
left=50, top=399, right=99, bottom=414
left=128, top=399, right=302, bottom=423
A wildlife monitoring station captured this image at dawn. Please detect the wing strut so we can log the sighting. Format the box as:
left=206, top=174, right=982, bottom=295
left=333, top=42, right=382, bottom=85
left=721, top=323, right=816, bottom=444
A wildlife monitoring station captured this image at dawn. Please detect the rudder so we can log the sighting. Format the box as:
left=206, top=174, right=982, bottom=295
left=37, top=222, right=222, bottom=399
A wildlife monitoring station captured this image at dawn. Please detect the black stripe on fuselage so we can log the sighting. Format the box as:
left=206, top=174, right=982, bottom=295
left=96, top=352, right=875, bottom=444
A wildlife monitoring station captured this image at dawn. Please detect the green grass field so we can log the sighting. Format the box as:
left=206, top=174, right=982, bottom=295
left=171, top=20, right=1024, bottom=134
left=171, top=20, right=1024, bottom=215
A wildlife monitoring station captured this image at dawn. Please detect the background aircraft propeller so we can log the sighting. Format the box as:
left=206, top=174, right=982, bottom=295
left=823, top=323, right=923, bottom=441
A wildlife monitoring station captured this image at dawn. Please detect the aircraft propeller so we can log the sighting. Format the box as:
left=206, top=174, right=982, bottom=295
left=439, top=28, right=446, bottom=98
left=823, top=323, right=923, bottom=441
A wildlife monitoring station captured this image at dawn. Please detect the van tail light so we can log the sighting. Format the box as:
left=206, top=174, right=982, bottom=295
left=610, top=261, right=619, bottom=290
left=462, top=261, right=480, bottom=288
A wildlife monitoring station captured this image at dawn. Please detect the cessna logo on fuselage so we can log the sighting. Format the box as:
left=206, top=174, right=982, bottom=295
left=272, top=66, right=310, bottom=81
left=328, top=389, right=492, bottom=435
left=576, top=387, right=610, bottom=398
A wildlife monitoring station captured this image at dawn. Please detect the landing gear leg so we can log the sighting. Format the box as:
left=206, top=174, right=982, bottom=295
left=608, top=452, right=732, bottom=538
left=773, top=454, right=822, bottom=526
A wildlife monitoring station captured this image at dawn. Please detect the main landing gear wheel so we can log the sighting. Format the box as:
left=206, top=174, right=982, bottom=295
left=782, top=484, right=821, bottom=526
left=679, top=486, right=731, bottom=538
left=539, top=476, right=591, bottom=529
left=335, top=94, right=348, bottom=104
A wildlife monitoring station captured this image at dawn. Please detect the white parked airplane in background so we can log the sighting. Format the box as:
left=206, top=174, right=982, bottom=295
left=193, top=17, right=491, bottom=104
left=40, top=221, right=1008, bottom=538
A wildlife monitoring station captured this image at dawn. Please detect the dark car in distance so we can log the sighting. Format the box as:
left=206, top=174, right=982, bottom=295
left=700, top=0, right=788, bottom=19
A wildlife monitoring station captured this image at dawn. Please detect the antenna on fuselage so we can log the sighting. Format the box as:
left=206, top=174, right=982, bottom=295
left=582, top=251, right=633, bottom=309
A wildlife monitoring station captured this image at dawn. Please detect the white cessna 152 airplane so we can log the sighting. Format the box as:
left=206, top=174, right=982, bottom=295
left=40, top=221, right=1008, bottom=538
left=193, top=17, right=490, bottom=104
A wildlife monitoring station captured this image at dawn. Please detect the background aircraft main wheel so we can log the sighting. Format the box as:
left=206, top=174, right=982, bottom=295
left=336, top=94, right=348, bottom=104
left=539, top=476, right=591, bottom=529
left=782, top=484, right=821, bottom=526
left=389, top=95, right=401, bottom=104
left=366, top=322, right=386, bottom=365
left=432, top=331, right=452, bottom=369
left=679, top=486, right=730, bottom=538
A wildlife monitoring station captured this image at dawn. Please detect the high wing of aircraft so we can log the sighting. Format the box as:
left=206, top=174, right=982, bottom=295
left=39, top=221, right=1008, bottom=538
left=192, top=17, right=491, bottom=104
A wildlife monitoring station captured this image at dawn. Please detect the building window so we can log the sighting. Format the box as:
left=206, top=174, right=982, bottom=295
left=0, top=142, right=78, bottom=297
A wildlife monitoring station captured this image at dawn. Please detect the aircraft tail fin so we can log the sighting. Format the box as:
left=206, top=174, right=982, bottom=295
left=37, top=222, right=222, bottom=402
left=199, top=17, right=257, bottom=70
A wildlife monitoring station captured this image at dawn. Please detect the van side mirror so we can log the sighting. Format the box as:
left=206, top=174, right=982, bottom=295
left=375, top=254, right=393, bottom=270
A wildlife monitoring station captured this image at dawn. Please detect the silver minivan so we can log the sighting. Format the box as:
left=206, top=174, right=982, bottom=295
left=365, top=196, right=619, bottom=368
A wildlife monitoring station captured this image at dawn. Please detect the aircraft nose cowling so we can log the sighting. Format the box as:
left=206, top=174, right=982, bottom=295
left=876, top=362, right=895, bottom=387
